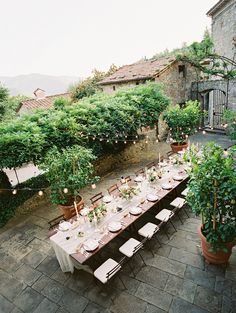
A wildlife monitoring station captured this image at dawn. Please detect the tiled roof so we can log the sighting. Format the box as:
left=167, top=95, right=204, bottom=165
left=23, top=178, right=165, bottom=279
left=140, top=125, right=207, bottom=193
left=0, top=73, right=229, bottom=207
left=17, top=92, right=71, bottom=112
left=98, top=56, right=176, bottom=85
left=207, top=0, right=229, bottom=16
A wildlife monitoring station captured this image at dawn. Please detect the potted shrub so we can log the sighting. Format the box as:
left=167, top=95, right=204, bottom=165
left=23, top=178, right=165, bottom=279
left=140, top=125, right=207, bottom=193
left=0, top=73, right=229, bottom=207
left=40, top=145, right=97, bottom=219
left=186, top=142, right=236, bottom=265
left=163, top=100, right=202, bottom=152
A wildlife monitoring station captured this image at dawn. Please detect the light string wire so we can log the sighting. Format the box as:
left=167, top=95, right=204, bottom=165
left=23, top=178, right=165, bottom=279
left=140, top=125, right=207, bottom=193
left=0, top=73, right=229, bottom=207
left=1, top=126, right=206, bottom=195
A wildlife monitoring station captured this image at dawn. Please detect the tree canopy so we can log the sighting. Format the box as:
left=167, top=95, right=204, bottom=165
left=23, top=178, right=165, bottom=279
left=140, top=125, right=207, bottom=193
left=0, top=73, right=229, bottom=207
left=70, top=64, right=118, bottom=101
left=0, top=82, right=169, bottom=170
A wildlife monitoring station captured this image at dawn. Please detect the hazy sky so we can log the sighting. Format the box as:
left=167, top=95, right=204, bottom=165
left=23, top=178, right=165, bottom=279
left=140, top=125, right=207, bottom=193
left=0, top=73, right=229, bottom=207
left=1, top=0, right=217, bottom=78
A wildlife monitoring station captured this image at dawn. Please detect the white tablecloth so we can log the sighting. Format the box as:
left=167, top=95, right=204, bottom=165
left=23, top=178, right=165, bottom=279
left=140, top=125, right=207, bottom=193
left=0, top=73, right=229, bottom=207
left=50, top=162, right=187, bottom=273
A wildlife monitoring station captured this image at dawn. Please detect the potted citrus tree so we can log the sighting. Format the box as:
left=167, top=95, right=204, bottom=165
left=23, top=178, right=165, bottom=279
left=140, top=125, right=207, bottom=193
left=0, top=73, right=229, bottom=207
left=40, top=145, right=97, bottom=219
left=163, top=100, right=202, bottom=152
left=186, top=142, right=236, bottom=264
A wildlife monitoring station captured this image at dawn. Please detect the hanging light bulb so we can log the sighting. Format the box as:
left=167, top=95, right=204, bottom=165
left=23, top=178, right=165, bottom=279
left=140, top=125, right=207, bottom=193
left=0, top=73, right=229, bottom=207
left=115, top=140, right=118, bottom=144
left=12, top=189, right=17, bottom=195
left=100, top=138, right=103, bottom=141
left=145, top=140, right=148, bottom=144
left=63, top=188, right=69, bottom=194
left=133, top=141, right=136, bottom=144
left=93, top=137, right=96, bottom=140
left=135, top=135, right=138, bottom=139
left=202, top=130, right=206, bottom=134
left=186, top=134, right=189, bottom=138
left=223, top=149, right=229, bottom=157
left=91, top=183, right=96, bottom=189
left=124, top=140, right=127, bottom=144
left=120, top=176, right=126, bottom=184
left=107, top=139, right=109, bottom=143
left=156, top=139, right=159, bottom=143
left=38, top=190, right=43, bottom=196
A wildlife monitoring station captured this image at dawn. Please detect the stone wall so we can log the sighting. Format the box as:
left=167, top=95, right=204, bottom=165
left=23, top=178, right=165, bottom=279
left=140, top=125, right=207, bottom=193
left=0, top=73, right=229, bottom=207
left=211, top=0, right=236, bottom=61
left=93, top=129, right=170, bottom=176
left=101, top=80, right=146, bottom=94
left=155, top=61, right=198, bottom=105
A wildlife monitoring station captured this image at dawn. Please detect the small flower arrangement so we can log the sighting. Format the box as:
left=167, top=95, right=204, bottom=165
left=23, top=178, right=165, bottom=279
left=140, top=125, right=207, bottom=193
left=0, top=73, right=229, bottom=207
left=147, top=168, right=158, bottom=182
left=119, top=186, right=139, bottom=200
left=88, top=203, right=107, bottom=222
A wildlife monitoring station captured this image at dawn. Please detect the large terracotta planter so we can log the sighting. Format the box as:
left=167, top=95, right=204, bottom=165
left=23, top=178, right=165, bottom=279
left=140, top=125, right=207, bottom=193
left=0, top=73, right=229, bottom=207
left=170, top=142, right=188, bottom=153
left=198, top=226, right=236, bottom=265
left=58, top=195, right=84, bottom=219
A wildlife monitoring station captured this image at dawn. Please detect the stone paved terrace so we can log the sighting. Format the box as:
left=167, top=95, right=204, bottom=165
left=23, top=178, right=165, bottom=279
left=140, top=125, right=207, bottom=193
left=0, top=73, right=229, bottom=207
left=0, top=133, right=236, bottom=313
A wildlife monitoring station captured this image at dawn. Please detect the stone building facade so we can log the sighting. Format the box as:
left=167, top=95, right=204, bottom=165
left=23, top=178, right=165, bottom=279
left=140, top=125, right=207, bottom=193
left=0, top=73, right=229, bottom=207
left=98, top=56, right=198, bottom=106
left=207, top=0, right=236, bottom=61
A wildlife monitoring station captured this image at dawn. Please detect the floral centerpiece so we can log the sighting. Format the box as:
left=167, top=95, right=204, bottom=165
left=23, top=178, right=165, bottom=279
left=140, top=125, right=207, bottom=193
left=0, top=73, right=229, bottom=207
left=119, top=186, right=139, bottom=200
left=147, top=168, right=158, bottom=182
left=88, top=203, right=107, bottom=222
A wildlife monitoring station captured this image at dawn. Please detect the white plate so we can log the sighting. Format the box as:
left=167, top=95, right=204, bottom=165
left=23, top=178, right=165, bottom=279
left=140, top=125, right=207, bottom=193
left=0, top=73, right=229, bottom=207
left=147, top=194, right=159, bottom=202
left=58, top=221, right=72, bottom=231
left=173, top=175, right=183, bottom=181
left=134, top=176, right=143, bottom=182
left=161, top=183, right=173, bottom=190
left=103, top=195, right=113, bottom=203
left=80, top=207, right=89, bottom=216
left=83, top=239, right=99, bottom=252
left=129, top=207, right=142, bottom=215
left=108, top=221, right=122, bottom=232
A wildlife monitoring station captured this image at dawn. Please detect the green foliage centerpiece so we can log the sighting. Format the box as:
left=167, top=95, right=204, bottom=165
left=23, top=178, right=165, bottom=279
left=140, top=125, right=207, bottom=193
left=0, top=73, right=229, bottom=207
left=119, top=185, right=139, bottom=200
left=186, top=142, right=236, bottom=264
left=88, top=203, right=107, bottom=223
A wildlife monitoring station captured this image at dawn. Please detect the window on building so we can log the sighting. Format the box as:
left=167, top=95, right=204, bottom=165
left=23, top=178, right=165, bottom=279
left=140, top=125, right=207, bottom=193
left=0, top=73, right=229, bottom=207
left=112, top=86, right=116, bottom=91
left=178, top=65, right=186, bottom=78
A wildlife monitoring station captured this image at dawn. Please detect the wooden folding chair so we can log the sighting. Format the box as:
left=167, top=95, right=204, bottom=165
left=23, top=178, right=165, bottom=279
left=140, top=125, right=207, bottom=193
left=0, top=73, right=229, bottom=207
left=135, top=168, right=145, bottom=176
left=107, top=183, right=119, bottom=195
left=90, top=192, right=104, bottom=205
left=120, top=176, right=132, bottom=185
left=146, top=161, right=156, bottom=169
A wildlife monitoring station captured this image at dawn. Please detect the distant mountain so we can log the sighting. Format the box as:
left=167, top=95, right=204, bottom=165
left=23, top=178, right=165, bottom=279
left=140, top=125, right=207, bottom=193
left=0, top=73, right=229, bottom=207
left=0, top=73, right=82, bottom=96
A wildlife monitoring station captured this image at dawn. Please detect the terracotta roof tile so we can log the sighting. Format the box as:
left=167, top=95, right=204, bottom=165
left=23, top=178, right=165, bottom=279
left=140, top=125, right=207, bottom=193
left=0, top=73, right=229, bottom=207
left=98, top=56, right=176, bottom=85
left=18, top=92, right=71, bottom=112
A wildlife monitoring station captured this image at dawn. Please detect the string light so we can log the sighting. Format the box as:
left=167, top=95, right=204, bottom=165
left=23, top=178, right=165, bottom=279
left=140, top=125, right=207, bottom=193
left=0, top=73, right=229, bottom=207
left=124, top=141, right=127, bottom=144
left=91, top=183, right=96, bottom=189
left=133, top=141, right=136, bottom=144
left=38, top=190, right=43, bottom=196
left=223, top=149, right=229, bottom=157
left=115, top=140, right=118, bottom=144
left=12, top=189, right=17, bottom=195
left=63, top=188, right=69, bottom=194
left=202, top=130, right=206, bottom=134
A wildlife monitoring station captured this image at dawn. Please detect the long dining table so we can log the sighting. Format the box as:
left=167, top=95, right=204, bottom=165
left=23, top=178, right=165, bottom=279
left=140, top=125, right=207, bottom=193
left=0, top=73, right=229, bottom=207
left=49, top=159, right=189, bottom=273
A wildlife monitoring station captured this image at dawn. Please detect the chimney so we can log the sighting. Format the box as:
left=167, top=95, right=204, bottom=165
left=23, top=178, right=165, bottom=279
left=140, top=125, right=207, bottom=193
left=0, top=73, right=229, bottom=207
left=34, top=88, right=46, bottom=100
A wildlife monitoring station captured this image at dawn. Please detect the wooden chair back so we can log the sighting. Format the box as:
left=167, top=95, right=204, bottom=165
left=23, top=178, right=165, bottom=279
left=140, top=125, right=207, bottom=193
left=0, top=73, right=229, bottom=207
left=90, top=192, right=103, bottom=204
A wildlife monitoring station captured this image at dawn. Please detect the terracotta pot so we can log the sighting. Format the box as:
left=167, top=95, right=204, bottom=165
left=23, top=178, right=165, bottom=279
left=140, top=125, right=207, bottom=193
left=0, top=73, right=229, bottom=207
left=58, top=195, right=84, bottom=219
left=170, top=142, right=188, bottom=153
left=198, top=226, right=236, bottom=265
